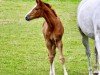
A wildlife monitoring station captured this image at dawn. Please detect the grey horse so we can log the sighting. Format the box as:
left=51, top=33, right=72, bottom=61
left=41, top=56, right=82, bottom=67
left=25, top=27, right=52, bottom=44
left=77, top=0, right=100, bottom=75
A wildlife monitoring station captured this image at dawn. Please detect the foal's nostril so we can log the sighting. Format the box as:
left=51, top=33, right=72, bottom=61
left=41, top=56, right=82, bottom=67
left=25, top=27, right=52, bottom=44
left=25, top=16, right=30, bottom=21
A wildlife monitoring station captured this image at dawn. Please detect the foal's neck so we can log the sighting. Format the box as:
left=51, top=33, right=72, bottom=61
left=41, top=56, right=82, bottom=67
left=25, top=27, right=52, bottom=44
left=43, top=9, right=57, bottom=29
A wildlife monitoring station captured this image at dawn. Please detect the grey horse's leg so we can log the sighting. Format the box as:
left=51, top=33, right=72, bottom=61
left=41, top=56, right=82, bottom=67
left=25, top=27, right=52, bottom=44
left=95, top=47, right=99, bottom=70
left=94, top=24, right=100, bottom=75
left=79, top=27, right=93, bottom=75
left=94, top=47, right=99, bottom=75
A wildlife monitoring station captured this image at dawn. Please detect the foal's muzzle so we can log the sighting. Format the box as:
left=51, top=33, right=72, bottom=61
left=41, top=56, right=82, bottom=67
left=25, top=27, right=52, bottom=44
left=25, top=15, right=30, bottom=21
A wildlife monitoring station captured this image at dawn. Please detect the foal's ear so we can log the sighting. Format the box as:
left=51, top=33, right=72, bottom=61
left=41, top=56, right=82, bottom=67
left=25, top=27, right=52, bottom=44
left=36, top=0, right=42, bottom=4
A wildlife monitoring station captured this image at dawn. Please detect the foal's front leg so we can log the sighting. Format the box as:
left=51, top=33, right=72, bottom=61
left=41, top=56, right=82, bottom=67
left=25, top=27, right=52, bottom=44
left=56, top=40, right=68, bottom=75
left=46, top=40, right=56, bottom=75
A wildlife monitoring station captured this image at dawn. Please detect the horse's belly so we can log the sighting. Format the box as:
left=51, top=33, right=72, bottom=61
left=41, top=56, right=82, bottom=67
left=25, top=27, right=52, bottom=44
left=78, top=22, right=94, bottom=39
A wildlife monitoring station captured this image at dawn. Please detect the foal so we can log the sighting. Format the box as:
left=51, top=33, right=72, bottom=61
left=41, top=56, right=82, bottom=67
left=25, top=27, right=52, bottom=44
left=25, top=0, right=68, bottom=75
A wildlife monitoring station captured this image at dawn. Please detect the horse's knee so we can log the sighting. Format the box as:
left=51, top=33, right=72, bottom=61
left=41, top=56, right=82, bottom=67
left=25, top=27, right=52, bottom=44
left=86, top=50, right=91, bottom=57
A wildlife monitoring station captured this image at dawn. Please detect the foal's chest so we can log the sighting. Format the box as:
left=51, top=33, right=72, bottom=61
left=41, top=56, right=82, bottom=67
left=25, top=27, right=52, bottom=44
left=44, top=31, right=57, bottom=40
left=42, top=21, right=63, bottom=41
left=43, top=29, right=62, bottom=42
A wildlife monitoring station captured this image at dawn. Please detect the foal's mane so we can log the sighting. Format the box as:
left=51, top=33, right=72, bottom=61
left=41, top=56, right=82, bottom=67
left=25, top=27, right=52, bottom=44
left=44, top=3, right=57, bottom=17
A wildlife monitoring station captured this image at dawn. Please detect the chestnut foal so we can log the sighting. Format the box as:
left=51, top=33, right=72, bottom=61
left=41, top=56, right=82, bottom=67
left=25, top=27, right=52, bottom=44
left=25, top=0, right=68, bottom=75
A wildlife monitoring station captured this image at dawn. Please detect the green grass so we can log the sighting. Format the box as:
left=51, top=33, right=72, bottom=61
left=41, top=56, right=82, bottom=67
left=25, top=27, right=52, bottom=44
left=0, top=0, right=95, bottom=75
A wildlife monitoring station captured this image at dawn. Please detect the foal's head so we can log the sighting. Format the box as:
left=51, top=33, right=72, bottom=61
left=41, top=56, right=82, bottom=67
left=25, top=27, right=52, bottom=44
left=25, top=0, right=57, bottom=21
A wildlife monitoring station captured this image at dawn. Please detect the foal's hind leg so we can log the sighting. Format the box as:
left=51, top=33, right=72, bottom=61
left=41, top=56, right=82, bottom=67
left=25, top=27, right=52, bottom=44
left=56, top=40, right=68, bottom=75
left=79, top=27, right=93, bottom=75
left=46, top=40, right=56, bottom=75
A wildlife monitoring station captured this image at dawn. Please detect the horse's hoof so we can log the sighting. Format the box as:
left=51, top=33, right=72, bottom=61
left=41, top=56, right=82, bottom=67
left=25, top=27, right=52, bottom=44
left=93, top=71, right=99, bottom=75
left=93, top=73, right=98, bottom=75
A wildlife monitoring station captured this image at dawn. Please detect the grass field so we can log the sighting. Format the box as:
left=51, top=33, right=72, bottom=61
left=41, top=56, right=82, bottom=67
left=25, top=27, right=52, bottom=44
left=0, top=0, right=95, bottom=75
